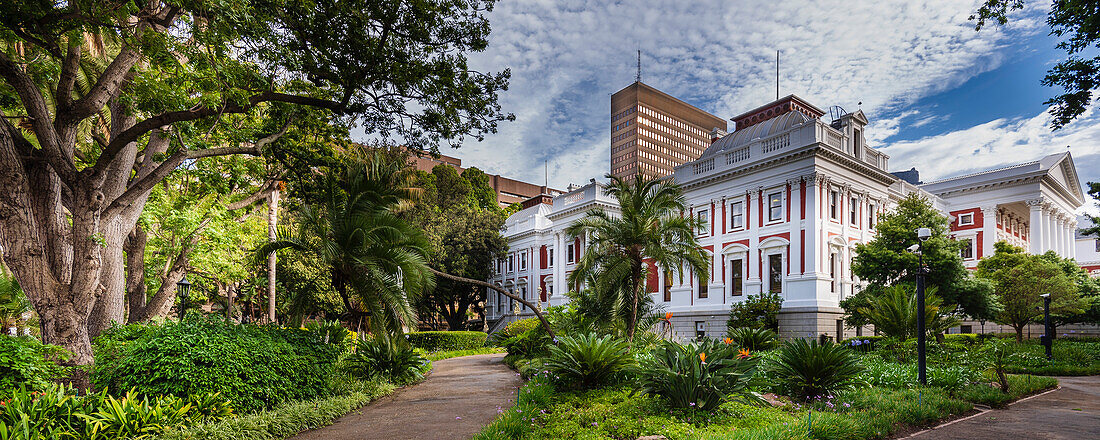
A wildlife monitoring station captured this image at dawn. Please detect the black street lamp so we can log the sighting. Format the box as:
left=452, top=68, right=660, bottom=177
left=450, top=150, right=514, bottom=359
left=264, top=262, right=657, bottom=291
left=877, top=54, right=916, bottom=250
left=914, top=227, right=931, bottom=386
left=177, top=276, right=192, bottom=320
left=1040, top=293, right=1052, bottom=360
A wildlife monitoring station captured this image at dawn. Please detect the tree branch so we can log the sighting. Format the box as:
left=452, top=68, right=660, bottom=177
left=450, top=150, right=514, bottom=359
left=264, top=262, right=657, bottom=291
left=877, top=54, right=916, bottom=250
left=0, top=51, right=78, bottom=183
left=55, top=39, right=82, bottom=112
left=427, top=268, right=555, bottom=339
left=227, top=179, right=279, bottom=211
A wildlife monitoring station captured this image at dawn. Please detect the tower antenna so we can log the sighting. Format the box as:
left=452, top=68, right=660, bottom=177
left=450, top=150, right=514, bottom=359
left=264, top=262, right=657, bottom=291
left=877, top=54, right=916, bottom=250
left=776, top=50, right=780, bottom=100
left=636, top=50, right=642, bottom=83
left=544, top=160, right=548, bottom=189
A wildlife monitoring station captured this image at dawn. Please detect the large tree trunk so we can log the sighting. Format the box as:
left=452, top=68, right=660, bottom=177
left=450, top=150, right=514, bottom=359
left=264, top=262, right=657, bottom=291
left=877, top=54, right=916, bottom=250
left=125, top=225, right=149, bottom=322
left=266, top=187, right=279, bottom=323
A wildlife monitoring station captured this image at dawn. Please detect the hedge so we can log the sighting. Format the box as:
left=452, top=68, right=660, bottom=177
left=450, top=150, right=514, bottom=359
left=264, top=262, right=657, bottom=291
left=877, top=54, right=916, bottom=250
left=405, top=331, right=487, bottom=351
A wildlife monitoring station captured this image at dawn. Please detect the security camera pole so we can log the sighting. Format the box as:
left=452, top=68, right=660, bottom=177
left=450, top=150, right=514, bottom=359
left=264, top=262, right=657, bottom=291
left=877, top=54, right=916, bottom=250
left=1040, top=293, right=1052, bottom=360
left=915, top=227, right=932, bottom=386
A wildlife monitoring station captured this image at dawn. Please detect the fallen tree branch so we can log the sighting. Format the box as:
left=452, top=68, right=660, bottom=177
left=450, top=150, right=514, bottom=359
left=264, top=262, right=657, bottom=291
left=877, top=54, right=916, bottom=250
left=427, top=267, right=555, bottom=340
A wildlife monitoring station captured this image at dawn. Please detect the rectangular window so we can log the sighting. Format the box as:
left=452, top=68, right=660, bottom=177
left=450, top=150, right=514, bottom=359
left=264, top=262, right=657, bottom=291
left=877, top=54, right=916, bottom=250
left=868, top=204, right=876, bottom=228
left=508, top=254, right=514, bottom=273
left=547, top=247, right=554, bottom=267
left=730, top=201, right=744, bottom=230
left=519, top=252, right=527, bottom=271
left=768, top=192, right=783, bottom=222
left=519, top=285, right=528, bottom=311
left=698, top=272, right=708, bottom=298
left=1096, top=239, right=1100, bottom=253
left=730, top=258, right=743, bottom=297
left=695, top=321, right=706, bottom=339
left=961, top=238, right=974, bottom=260
left=697, top=209, right=709, bottom=236
left=850, top=198, right=859, bottom=225
left=768, top=254, right=783, bottom=294
left=566, top=243, right=575, bottom=264
left=959, top=213, right=974, bottom=226
left=830, top=191, right=839, bottom=220
left=830, top=252, right=837, bottom=293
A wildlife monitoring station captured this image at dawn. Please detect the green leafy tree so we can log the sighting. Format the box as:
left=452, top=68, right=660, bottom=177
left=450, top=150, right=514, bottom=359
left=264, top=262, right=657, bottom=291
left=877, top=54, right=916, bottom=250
left=850, top=193, right=996, bottom=320
left=0, top=0, right=510, bottom=372
left=1038, top=250, right=1100, bottom=329
left=976, top=242, right=1083, bottom=341
left=406, top=164, right=508, bottom=330
left=258, top=148, right=434, bottom=337
left=972, top=1, right=1100, bottom=129
left=726, top=292, right=783, bottom=332
left=566, top=174, right=708, bottom=342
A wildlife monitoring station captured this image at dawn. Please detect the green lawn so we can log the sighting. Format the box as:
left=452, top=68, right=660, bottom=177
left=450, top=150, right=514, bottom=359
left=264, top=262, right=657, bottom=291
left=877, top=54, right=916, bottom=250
left=1001, top=338, right=1100, bottom=376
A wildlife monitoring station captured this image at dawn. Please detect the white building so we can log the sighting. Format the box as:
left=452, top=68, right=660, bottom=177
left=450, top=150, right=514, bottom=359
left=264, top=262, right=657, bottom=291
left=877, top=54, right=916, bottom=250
left=486, top=95, right=1088, bottom=340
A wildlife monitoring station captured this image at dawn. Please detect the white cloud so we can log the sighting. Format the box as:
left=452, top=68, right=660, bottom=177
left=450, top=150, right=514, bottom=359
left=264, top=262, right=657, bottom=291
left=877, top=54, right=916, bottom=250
left=878, top=106, right=1100, bottom=214
left=366, top=1, right=1049, bottom=190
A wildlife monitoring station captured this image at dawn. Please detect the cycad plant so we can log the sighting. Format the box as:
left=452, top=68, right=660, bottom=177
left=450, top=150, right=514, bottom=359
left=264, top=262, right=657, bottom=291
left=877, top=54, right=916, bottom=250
left=634, top=339, right=762, bottom=410
left=727, top=327, right=779, bottom=351
left=258, top=148, right=433, bottom=338
left=343, top=335, right=428, bottom=385
left=858, top=284, right=960, bottom=340
left=544, top=332, right=634, bottom=389
left=769, top=338, right=864, bottom=400
left=566, top=174, right=708, bottom=342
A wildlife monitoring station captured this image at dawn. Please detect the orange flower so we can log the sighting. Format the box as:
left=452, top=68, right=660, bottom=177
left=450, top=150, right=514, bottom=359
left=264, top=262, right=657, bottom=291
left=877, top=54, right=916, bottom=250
left=664, top=312, right=673, bottom=321
left=699, top=352, right=707, bottom=363
left=723, top=337, right=733, bottom=345
left=737, top=348, right=752, bottom=359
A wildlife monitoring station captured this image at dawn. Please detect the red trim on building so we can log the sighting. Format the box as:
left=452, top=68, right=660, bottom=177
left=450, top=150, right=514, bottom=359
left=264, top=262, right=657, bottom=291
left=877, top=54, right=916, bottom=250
left=1082, top=264, right=1100, bottom=272
left=539, top=275, right=548, bottom=301
left=949, top=208, right=983, bottom=231
left=574, top=237, right=581, bottom=262
left=644, top=259, right=658, bottom=293
left=721, top=199, right=727, bottom=234
left=539, top=245, right=547, bottom=269
left=786, top=183, right=792, bottom=221
left=800, top=181, right=806, bottom=220
left=711, top=202, right=716, bottom=236
left=800, top=229, right=806, bottom=274
left=745, top=194, right=751, bottom=229
left=759, top=232, right=791, bottom=242
left=758, top=191, right=763, bottom=227
left=976, top=231, right=984, bottom=258
left=722, top=239, right=751, bottom=249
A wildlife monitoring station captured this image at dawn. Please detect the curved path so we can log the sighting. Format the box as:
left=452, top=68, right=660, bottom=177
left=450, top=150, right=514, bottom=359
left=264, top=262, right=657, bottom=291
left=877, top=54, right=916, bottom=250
left=906, top=376, right=1100, bottom=439
left=291, top=353, right=522, bottom=440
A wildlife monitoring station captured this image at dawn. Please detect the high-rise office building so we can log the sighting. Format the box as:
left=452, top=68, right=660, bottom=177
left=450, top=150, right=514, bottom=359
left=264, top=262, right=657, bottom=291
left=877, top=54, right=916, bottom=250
left=610, top=82, right=728, bottom=178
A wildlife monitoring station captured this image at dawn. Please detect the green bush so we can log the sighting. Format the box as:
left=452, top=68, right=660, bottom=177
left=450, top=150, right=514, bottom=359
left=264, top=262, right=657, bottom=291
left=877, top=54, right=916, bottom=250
left=634, top=339, right=761, bottom=410
left=0, top=335, right=70, bottom=399
left=0, top=383, right=231, bottom=440
left=92, top=316, right=341, bottom=414
left=343, top=336, right=428, bottom=385
left=769, top=338, right=864, bottom=400
left=544, top=333, right=633, bottom=389
left=499, top=323, right=552, bottom=360
left=726, top=327, right=778, bottom=351
left=405, top=331, right=487, bottom=351
left=726, top=292, right=783, bottom=331
left=493, top=318, right=538, bottom=342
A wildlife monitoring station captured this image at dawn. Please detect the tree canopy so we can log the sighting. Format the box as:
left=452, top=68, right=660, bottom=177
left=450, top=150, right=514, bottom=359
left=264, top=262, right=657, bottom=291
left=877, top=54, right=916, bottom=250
left=976, top=242, right=1083, bottom=341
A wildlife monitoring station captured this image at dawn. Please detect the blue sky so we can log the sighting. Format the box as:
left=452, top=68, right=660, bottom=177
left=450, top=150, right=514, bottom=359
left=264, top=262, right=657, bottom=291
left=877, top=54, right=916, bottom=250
left=364, top=1, right=1100, bottom=213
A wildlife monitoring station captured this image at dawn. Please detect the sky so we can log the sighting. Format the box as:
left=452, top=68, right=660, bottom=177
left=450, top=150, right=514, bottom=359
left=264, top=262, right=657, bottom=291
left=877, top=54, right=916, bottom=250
left=359, top=0, right=1100, bottom=214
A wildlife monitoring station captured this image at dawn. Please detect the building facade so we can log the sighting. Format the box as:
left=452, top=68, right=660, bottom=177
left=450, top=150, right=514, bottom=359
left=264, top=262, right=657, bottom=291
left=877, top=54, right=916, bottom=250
left=610, top=82, right=728, bottom=179
left=488, top=94, right=1088, bottom=340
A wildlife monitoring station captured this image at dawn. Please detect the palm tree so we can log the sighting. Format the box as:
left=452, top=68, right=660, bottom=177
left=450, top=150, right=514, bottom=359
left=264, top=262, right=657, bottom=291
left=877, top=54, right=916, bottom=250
left=858, top=284, right=960, bottom=340
left=0, top=267, right=31, bottom=332
left=566, top=174, right=708, bottom=342
left=257, top=148, right=433, bottom=337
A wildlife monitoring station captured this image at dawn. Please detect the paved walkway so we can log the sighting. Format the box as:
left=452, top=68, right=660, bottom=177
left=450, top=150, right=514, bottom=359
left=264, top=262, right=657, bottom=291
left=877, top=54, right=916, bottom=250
left=291, top=353, right=522, bottom=440
left=907, top=376, right=1100, bottom=439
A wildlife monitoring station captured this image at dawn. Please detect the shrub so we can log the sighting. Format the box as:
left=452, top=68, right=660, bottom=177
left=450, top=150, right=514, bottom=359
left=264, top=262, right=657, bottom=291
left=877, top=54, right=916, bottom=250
left=634, top=339, right=761, bottom=410
left=499, top=323, right=552, bottom=359
left=0, top=383, right=231, bottom=440
left=304, top=320, right=354, bottom=352
left=726, top=292, right=783, bottom=331
left=343, top=336, right=428, bottom=385
left=92, top=316, right=341, bottom=414
left=406, top=331, right=487, bottom=351
left=769, top=339, right=864, bottom=400
left=0, top=335, right=70, bottom=399
left=544, top=333, right=633, bottom=389
left=494, top=318, right=538, bottom=342
left=727, top=327, right=778, bottom=351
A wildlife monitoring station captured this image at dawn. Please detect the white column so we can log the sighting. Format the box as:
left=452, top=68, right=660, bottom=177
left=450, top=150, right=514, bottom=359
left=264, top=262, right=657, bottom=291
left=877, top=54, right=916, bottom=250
left=1028, top=200, right=1044, bottom=254
left=805, top=176, right=820, bottom=275
left=1069, top=220, right=1078, bottom=259
left=789, top=179, right=802, bottom=276
left=981, top=206, right=997, bottom=258
left=1054, top=215, right=1065, bottom=256
left=1044, top=207, right=1056, bottom=253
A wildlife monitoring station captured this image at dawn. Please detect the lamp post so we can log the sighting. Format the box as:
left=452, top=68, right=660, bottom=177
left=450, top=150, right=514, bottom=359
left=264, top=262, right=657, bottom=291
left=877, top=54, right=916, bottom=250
left=177, top=276, right=192, bottom=320
left=915, top=227, right=931, bottom=386
left=1040, top=293, right=1052, bottom=360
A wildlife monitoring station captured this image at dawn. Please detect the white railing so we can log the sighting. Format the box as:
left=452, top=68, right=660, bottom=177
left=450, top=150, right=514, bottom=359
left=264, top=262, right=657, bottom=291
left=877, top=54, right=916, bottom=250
left=826, top=131, right=843, bottom=149
left=561, top=192, right=583, bottom=206
left=726, top=147, right=750, bottom=164
left=692, top=158, right=715, bottom=174
left=761, top=133, right=790, bottom=153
